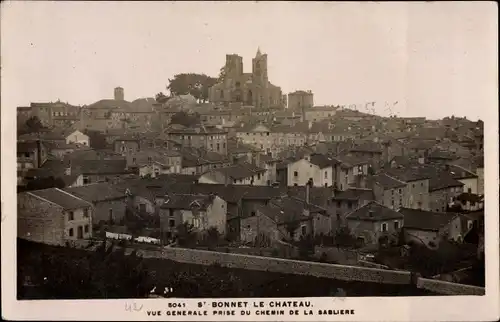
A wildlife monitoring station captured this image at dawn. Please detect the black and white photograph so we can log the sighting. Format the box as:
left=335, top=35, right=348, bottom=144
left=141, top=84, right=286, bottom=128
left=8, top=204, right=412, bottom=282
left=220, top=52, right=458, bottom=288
left=1, top=1, right=498, bottom=321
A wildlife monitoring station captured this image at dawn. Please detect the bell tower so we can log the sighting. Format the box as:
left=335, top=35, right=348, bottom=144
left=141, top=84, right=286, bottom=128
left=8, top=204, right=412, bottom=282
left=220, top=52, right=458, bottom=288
left=252, top=47, right=269, bottom=108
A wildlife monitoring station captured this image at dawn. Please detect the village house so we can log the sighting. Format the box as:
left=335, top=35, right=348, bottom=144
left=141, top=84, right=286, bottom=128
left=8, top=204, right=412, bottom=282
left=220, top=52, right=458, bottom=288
left=303, top=105, right=338, bottom=122
left=24, top=159, right=84, bottom=188
left=331, top=188, right=375, bottom=227
left=398, top=208, right=464, bottom=248
left=332, top=154, right=371, bottom=191
left=157, top=193, right=227, bottom=240
left=347, top=141, right=384, bottom=170
left=78, top=159, right=130, bottom=185
left=382, top=167, right=431, bottom=210
left=18, top=188, right=93, bottom=245
left=345, top=201, right=404, bottom=247
left=127, top=149, right=182, bottom=175
left=113, top=134, right=141, bottom=155
left=366, top=173, right=408, bottom=210
left=45, top=141, right=91, bottom=159
left=65, top=129, right=89, bottom=146
left=240, top=193, right=329, bottom=243
left=17, top=141, right=49, bottom=185
left=165, top=124, right=229, bottom=156
left=286, top=154, right=337, bottom=187
left=445, top=164, right=479, bottom=194
left=198, top=162, right=268, bottom=186
left=63, top=182, right=128, bottom=227
left=428, top=174, right=464, bottom=212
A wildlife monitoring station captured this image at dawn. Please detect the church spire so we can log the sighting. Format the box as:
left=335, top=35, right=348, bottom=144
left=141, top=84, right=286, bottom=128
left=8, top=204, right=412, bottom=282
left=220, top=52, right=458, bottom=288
left=256, top=46, right=262, bottom=58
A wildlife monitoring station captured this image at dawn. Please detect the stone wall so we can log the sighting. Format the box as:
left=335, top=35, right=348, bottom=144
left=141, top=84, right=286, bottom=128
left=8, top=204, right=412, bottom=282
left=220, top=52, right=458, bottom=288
left=136, top=246, right=413, bottom=285
left=416, top=277, right=485, bottom=295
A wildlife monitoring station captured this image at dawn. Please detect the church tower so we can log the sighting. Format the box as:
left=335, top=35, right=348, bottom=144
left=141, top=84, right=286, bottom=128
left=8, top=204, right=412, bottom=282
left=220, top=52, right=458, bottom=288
left=252, top=47, right=269, bottom=108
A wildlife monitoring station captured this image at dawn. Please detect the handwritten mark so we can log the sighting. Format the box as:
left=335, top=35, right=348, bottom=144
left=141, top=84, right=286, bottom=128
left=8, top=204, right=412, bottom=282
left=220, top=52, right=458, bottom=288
left=125, top=302, right=143, bottom=313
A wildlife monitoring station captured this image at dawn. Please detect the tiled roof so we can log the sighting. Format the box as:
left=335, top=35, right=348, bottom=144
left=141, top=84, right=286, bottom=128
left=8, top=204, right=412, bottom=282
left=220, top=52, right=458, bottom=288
left=346, top=201, right=403, bottom=222
left=64, top=182, right=127, bottom=203
left=398, top=208, right=459, bottom=231
left=160, top=194, right=213, bottom=210
left=17, top=141, right=38, bottom=153
left=79, top=160, right=128, bottom=175
left=429, top=174, right=464, bottom=191
left=27, top=188, right=91, bottom=210
left=349, top=141, right=383, bottom=154
left=334, top=154, right=371, bottom=169
left=202, top=162, right=266, bottom=181
left=309, top=153, right=339, bottom=169
left=333, top=188, right=375, bottom=201
left=366, top=173, right=406, bottom=189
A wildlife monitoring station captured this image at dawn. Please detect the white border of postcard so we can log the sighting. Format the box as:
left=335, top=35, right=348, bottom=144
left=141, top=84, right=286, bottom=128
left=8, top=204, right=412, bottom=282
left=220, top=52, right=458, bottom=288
left=2, top=2, right=499, bottom=321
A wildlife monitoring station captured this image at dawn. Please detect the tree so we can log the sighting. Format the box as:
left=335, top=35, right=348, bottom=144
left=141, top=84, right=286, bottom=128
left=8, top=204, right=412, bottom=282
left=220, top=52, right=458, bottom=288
left=284, top=221, right=300, bottom=241
left=167, top=73, right=218, bottom=103
left=155, top=92, right=169, bottom=104
left=170, top=111, right=201, bottom=127
left=334, top=226, right=356, bottom=248
left=18, top=116, right=46, bottom=135
left=175, top=222, right=198, bottom=247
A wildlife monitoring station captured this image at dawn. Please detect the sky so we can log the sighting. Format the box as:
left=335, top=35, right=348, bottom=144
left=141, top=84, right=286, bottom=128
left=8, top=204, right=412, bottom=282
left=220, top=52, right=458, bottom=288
left=1, top=1, right=497, bottom=120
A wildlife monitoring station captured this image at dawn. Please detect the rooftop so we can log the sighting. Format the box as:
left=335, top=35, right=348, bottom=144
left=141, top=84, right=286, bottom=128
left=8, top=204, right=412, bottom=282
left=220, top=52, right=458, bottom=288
left=346, top=201, right=403, bottom=222
left=398, top=208, right=459, bottom=232
left=27, top=188, right=91, bottom=210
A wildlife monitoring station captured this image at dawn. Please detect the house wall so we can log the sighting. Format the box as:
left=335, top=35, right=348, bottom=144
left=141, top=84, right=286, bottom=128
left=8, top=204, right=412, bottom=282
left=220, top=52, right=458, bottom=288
left=430, top=186, right=463, bottom=212
left=313, top=213, right=332, bottom=236
left=407, top=179, right=430, bottom=210
left=347, top=219, right=402, bottom=246
left=287, top=159, right=321, bottom=187
left=381, top=186, right=408, bottom=210
left=459, top=177, right=478, bottom=195
left=133, top=196, right=156, bottom=214
left=240, top=211, right=281, bottom=244
left=93, top=198, right=127, bottom=226
left=476, top=167, right=484, bottom=195
left=206, top=196, right=228, bottom=235
left=66, top=131, right=89, bottom=146
left=64, top=207, right=93, bottom=240
left=17, top=194, right=65, bottom=245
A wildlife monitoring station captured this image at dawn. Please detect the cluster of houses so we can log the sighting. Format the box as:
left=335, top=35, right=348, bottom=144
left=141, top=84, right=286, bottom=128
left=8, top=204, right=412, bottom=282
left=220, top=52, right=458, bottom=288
left=16, top=86, right=484, bottom=263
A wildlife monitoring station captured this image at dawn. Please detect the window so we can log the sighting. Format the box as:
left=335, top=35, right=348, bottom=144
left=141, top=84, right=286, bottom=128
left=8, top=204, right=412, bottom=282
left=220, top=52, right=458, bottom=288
left=381, top=223, right=388, bottom=232
left=294, top=171, right=298, bottom=177
left=301, top=225, right=307, bottom=236
left=467, top=188, right=472, bottom=193
left=83, top=208, right=89, bottom=218
left=398, top=189, right=402, bottom=194
left=347, top=201, right=352, bottom=209
left=84, top=225, right=89, bottom=233
left=412, top=184, right=415, bottom=188
left=68, top=211, right=74, bottom=221
left=394, top=221, right=400, bottom=230
left=169, top=219, right=175, bottom=227
left=391, top=189, right=394, bottom=195
left=24, top=152, right=30, bottom=158
left=132, top=157, right=136, bottom=163
left=83, top=176, right=90, bottom=184
left=69, top=228, right=74, bottom=237
left=324, top=171, right=328, bottom=178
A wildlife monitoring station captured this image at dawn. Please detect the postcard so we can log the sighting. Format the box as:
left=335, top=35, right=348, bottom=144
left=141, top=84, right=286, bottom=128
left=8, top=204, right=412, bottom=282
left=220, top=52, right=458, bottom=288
left=1, top=1, right=498, bottom=321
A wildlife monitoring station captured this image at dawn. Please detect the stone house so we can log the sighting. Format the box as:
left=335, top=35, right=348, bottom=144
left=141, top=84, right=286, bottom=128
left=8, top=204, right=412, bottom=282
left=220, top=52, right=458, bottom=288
left=428, top=174, right=464, bottom=212
left=398, top=208, right=464, bottom=248
left=79, top=159, right=130, bottom=185
left=65, top=130, right=89, bottom=146
left=63, top=182, right=127, bottom=227
left=198, top=162, right=268, bottom=186
left=330, top=188, right=375, bottom=228
left=17, top=141, right=49, bottom=185
left=286, top=154, right=336, bottom=187
left=157, top=193, right=227, bottom=240
left=332, top=155, right=371, bottom=191
left=366, top=173, right=408, bottom=210
left=345, top=201, right=404, bottom=247
left=18, top=188, right=93, bottom=245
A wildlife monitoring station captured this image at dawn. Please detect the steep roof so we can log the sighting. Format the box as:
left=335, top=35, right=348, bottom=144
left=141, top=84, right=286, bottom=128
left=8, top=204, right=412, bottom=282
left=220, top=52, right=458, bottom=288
left=346, top=201, right=403, bottom=222
left=398, top=208, right=459, bottom=231
left=159, top=194, right=214, bottom=210
left=333, top=188, right=375, bottom=201
left=366, top=173, right=407, bottom=190
left=27, top=188, right=91, bottom=210
left=309, top=153, right=339, bottom=169
left=64, top=182, right=127, bottom=203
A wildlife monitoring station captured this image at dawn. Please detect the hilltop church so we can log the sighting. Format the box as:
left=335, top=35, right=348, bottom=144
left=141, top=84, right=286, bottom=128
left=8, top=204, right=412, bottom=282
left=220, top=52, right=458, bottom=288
left=208, top=48, right=283, bottom=109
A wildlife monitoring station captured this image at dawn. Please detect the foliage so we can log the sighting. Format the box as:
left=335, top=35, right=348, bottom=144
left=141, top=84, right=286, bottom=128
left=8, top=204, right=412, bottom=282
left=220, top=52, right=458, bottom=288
left=334, top=226, right=357, bottom=248
left=175, top=222, right=198, bottom=247
left=18, top=116, right=47, bottom=135
left=170, top=111, right=201, bottom=127
left=155, top=92, right=169, bottom=104
left=166, top=73, right=218, bottom=103
left=25, top=176, right=66, bottom=191
left=284, top=221, right=300, bottom=240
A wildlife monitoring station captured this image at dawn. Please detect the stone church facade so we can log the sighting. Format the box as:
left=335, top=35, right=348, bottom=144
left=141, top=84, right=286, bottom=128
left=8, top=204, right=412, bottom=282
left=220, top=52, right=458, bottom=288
left=208, top=48, right=283, bottom=109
